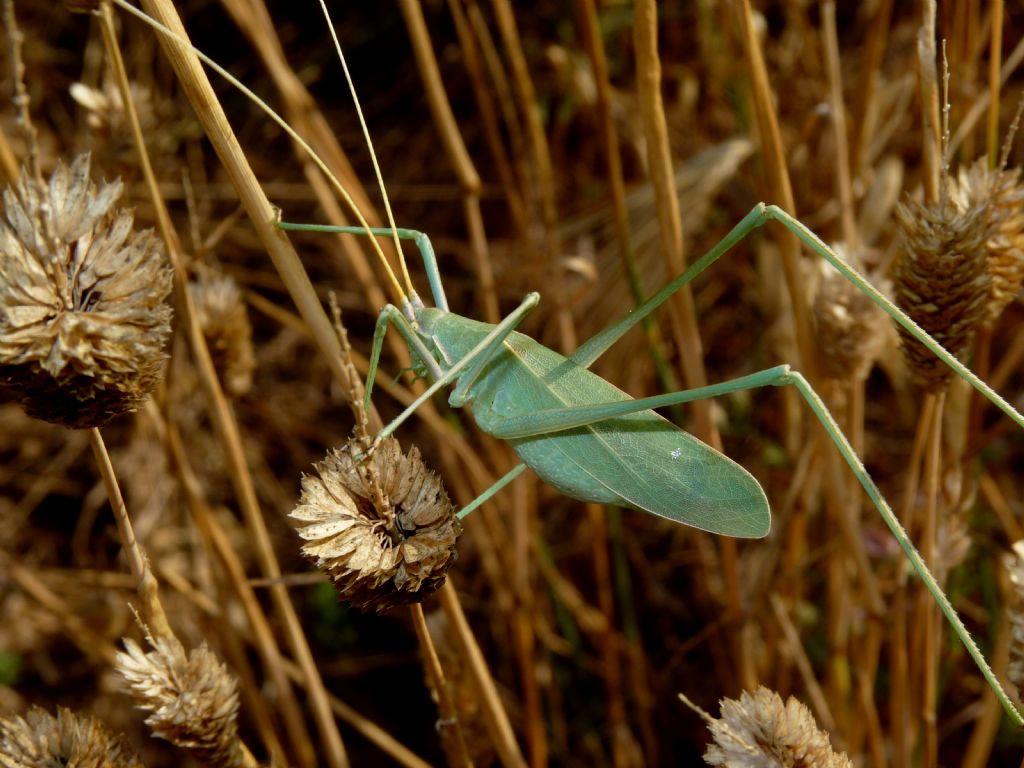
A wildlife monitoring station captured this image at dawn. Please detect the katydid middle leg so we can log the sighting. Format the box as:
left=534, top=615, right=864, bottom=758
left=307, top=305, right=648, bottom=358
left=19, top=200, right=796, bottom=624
left=276, top=222, right=449, bottom=310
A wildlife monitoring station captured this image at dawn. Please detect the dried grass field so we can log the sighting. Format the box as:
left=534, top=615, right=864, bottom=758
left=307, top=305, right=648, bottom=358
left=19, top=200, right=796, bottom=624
left=2, top=1, right=1024, bottom=766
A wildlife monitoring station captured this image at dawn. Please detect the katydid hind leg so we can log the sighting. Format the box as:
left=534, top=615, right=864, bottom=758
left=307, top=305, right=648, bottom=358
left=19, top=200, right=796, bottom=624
left=484, top=366, right=792, bottom=439
left=570, top=203, right=1024, bottom=438
left=739, top=367, right=1019, bottom=726
left=570, top=205, right=770, bottom=369
left=480, top=359, right=1022, bottom=724
left=761, top=205, right=1024, bottom=431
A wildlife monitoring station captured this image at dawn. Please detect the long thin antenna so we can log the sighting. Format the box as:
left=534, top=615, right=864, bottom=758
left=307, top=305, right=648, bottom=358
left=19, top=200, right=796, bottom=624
left=318, top=0, right=416, bottom=300
left=111, top=0, right=408, bottom=304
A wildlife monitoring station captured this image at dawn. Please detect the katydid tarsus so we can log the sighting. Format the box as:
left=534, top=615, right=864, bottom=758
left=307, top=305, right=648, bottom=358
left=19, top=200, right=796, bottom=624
left=118, top=0, right=1024, bottom=726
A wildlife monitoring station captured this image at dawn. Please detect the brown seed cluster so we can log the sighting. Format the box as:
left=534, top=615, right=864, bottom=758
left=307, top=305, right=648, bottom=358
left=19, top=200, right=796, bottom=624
left=812, top=248, right=889, bottom=382
left=950, top=159, right=1024, bottom=326
left=189, top=274, right=255, bottom=397
left=893, top=190, right=992, bottom=392
left=703, top=686, right=852, bottom=768
left=1004, top=541, right=1024, bottom=697
left=0, top=706, right=144, bottom=768
left=116, top=635, right=243, bottom=767
left=291, top=438, right=462, bottom=613
left=0, top=154, right=172, bottom=428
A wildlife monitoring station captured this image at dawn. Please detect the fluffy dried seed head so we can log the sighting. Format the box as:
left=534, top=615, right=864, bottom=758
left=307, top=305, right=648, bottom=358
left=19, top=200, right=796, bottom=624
left=894, top=191, right=992, bottom=392
left=189, top=274, right=254, bottom=397
left=812, top=247, right=889, bottom=381
left=703, top=686, right=852, bottom=768
left=116, top=635, right=243, bottom=767
left=291, top=438, right=461, bottom=613
left=0, top=706, right=144, bottom=768
left=0, top=154, right=172, bottom=428
left=1004, top=540, right=1024, bottom=696
left=949, top=159, right=1024, bottom=326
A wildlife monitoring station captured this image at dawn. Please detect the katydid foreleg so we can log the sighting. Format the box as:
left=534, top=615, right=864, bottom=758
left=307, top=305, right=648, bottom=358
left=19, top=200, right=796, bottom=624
left=364, top=293, right=540, bottom=450
left=363, top=304, right=442, bottom=412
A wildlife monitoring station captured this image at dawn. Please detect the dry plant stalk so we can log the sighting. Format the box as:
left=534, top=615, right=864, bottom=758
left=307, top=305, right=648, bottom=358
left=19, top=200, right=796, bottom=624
left=0, top=706, right=145, bottom=768
left=116, top=633, right=253, bottom=767
left=683, top=686, right=853, bottom=768
left=291, top=438, right=462, bottom=613
left=0, top=154, right=172, bottom=428
left=424, top=609, right=495, bottom=767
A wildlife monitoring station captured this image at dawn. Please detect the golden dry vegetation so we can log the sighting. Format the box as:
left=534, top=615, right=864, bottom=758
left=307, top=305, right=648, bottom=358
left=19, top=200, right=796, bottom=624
left=2, top=1, right=1024, bottom=766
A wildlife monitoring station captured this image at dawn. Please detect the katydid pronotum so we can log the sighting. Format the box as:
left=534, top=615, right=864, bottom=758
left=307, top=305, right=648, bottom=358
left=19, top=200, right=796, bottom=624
left=118, top=0, right=1024, bottom=726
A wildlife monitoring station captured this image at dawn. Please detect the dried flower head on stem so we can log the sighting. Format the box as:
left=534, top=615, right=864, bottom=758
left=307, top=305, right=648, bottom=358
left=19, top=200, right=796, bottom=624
left=949, top=158, right=1024, bottom=327
left=811, top=245, right=889, bottom=382
left=0, top=706, right=144, bottom=768
left=116, top=632, right=250, bottom=767
left=291, top=438, right=461, bottom=613
left=189, top=273, right=254, bottom=397
left=0, top=154, right=172, bottom=427
left=681, top=686, right=852, bottom=768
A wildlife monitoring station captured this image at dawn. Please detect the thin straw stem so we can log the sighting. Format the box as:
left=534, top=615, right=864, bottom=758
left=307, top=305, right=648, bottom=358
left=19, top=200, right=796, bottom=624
left=88, top=428, right=172, bottom=641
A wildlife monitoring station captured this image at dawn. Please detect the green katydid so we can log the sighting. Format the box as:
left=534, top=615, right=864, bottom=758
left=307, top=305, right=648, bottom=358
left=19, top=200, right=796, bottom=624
left=116, top=0, right=1024, bottom=726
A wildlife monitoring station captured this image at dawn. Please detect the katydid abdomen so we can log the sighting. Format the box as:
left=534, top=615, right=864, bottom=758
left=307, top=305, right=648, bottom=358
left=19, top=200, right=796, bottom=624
left=418, top=307, right=771, bottom=538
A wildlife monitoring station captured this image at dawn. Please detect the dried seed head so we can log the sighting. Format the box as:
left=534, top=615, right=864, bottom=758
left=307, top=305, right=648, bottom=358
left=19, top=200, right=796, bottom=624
left=949, top=159, right=1024, bottom=326
left=189, top=274, right=254, bottom=397
left=116, top=635, right=242, bottom=767
left=703, top=686, right=852, bottom=767
left=935, top=511, right=971, bottom=585
left=291, top=438, right=461, bottom=613
left=1004, top=540, right=1024, bottom=695
left=70, top=80, right=154, bottom=135
left=893, top=191, right=992, bottom=392
left=0, top=706, right=144, bottom=768
left=0, top=154, right=172, bottom=428
left=812, top=246, right=889, bottom=381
